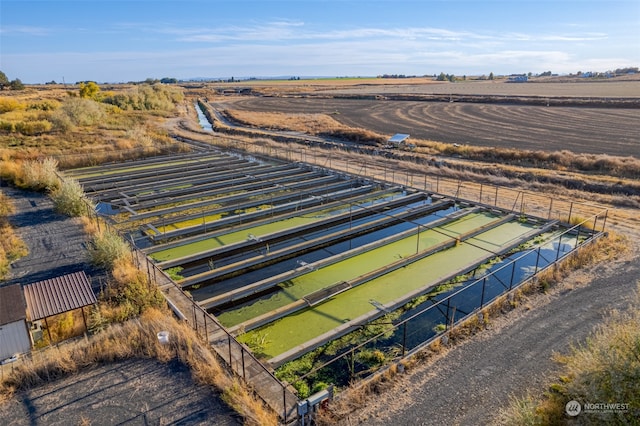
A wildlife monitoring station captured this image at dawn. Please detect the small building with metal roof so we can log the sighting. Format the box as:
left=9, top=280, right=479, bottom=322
left=23, top=271, right=97, bottom=342
left=0, top=284, right=31, bottom=360
left=385, top=133, right=415, bottom=150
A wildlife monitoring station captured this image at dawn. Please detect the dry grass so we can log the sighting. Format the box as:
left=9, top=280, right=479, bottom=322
left=0, top=308, right=277, bottom=425
left=497, top=284, right=640, bottom=425
left=0, top=86, right=186, bottom=169
left=224, top=109, right=385, bottom=145
left=0, top=157, right=59, bottom=191
left=0, top=191, right=28, bottom=279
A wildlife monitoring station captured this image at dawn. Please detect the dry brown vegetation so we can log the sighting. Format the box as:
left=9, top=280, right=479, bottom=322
left=498, top=284, right=640, bottom=425
left=223, top=108, right=385, bottom=145
left=0, top=190, right=28, bottom=279
left=0, top=308, right=277, bottom=425
left=0, top=85, right=186, bottom=169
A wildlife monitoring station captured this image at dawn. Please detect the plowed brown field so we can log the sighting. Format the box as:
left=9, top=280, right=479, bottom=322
left=226, top=97, right=640, bottom=157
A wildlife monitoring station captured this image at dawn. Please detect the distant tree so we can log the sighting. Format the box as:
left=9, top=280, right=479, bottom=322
left=488, top=72, right=494, bottom=80
left=437, top=72, right=447, bottom=81
left=10, top=79, right=24, bottom=90
left=160, top=77, right=178, bottom=84
left=79, top=81, right=100, bottom=99
left=0, top=71, right=10, bottom=89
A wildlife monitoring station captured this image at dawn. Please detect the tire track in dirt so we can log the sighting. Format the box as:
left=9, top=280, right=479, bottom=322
left=227, top=97, right=640, bottom=157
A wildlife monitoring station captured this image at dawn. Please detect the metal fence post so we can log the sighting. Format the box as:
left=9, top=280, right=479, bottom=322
left=283, top=386, right=288, bottom=423
left=193, top=305, right=198, bottom=334
left=402, top=321, right=407, bottom=357
left=204, top=311, right=208, bottom=340
left=241, top=347, right=246, bottom=381
left=509, top=259, right=517, bottom=290
left=445, top=297, right=451, bottom=330
left=556, top=234, right=564, bottom=260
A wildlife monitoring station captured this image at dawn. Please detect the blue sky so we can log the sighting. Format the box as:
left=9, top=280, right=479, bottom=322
left=1, top=0, right=638, bottom=83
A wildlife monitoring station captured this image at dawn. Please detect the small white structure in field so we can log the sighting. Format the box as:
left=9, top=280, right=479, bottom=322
left=385, top=133, right=415, bottom=150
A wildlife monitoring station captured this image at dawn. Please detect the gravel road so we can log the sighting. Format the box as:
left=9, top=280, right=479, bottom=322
left=2, top=187, right=100, bottom=289
left=347, top=251, right=640, bottom=425
left=0, top=358, right=241, bottom=425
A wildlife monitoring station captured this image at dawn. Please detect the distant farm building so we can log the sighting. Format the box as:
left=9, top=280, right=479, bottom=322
left=508, top=74, right=528, bottom=83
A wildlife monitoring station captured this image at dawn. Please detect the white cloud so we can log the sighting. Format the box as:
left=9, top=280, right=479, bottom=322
left=0, top=25, right=50, bottom=36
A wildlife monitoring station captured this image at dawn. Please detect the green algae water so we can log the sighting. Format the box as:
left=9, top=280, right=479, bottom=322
left=149, top=191, right=404, bottom=262
left=217, top=210, right=496, bottom=327
left=68, top=155, right=223, bottom=179
left=237, top=218, right=537, bottom=359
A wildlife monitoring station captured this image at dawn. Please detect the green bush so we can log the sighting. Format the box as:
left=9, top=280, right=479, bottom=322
left=14, top=119, right=53, bottom=135
left=102, top=84, right=184, bottom=111
left=0, top=120, right=14, bottom=132
left=50, top=178, right=89, bottom=216
left=89, top=230, right=129, bottom=269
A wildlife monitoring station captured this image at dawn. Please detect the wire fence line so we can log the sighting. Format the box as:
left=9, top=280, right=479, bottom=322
left=212, top=136, right=609, bottom=227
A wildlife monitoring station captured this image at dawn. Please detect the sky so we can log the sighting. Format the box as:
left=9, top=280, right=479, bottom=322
left=1, top=0, right=639, bottom=84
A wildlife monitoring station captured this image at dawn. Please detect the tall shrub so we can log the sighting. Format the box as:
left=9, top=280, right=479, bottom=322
left=50, top=178, right=89, bottom=216
left=88, top=229, right=129, bottom=269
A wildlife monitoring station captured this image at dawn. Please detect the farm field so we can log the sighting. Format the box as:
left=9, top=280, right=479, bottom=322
left=222, top=96, right=640, bottom=157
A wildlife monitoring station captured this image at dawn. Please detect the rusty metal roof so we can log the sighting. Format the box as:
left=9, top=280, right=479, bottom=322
left=0, top=284, right=27, bottom=325
left=24, top=271, right=97, bottom=321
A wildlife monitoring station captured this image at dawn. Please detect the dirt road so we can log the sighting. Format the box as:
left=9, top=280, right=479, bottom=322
left=2, top=187, right=99, bottom=288
left=0, top=358, right=241, bottom=425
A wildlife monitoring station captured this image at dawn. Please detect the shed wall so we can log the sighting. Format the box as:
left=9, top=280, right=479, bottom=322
left=0, top=320, right=31, bottom=360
